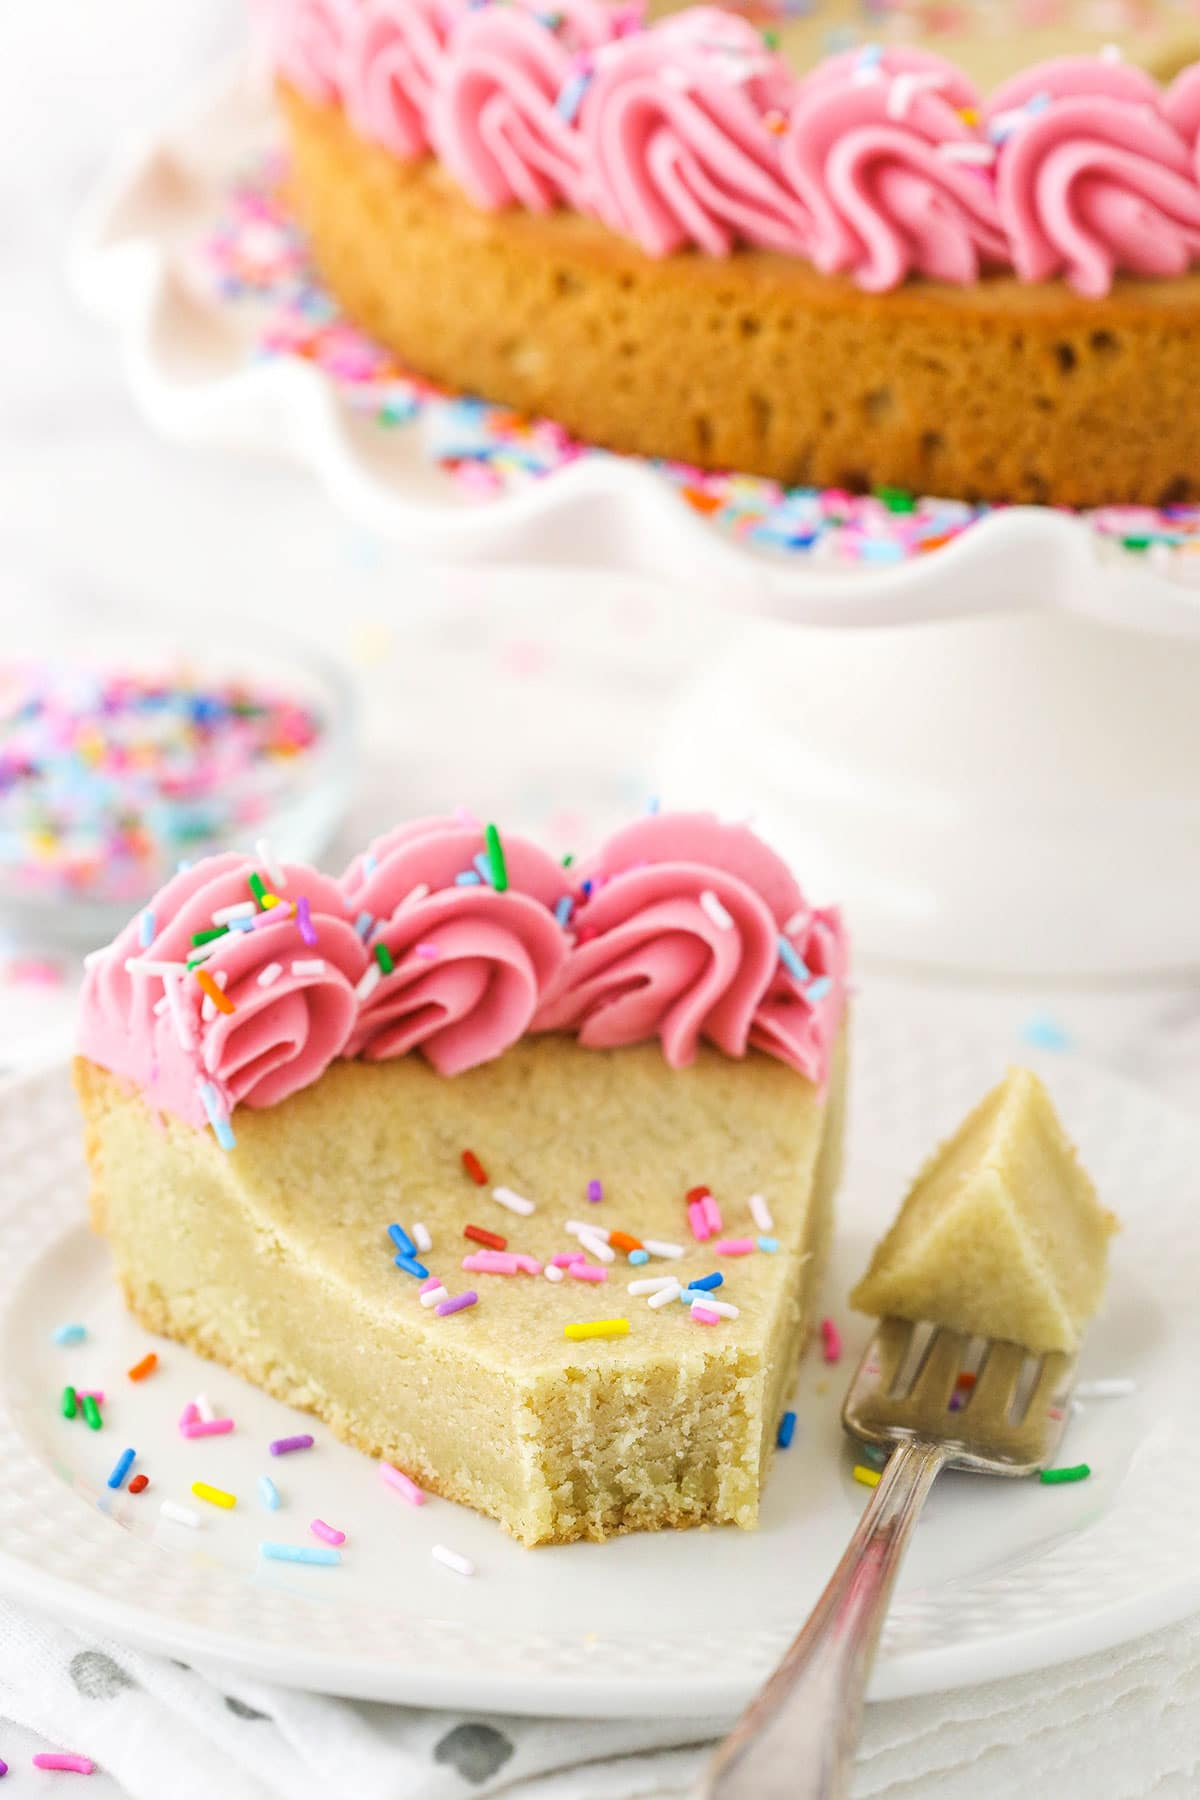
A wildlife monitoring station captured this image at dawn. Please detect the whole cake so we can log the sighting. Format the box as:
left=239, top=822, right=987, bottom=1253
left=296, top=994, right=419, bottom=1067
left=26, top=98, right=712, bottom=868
left=73, top=812, right=848, bottom=1545
left=263, top=0, right=1200, bottom=505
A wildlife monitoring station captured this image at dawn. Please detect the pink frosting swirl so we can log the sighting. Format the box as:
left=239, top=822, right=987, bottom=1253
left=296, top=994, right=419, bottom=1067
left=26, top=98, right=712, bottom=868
left=987, top=58, right=1200, bottom=294
left=340, top=816, right=570, bottom=1075
left=532, top=813, right=846, bottom=1085
left=1165, top=63, right=1200, bottom=174
left=578, top=9, right=808, bottom=257
left=269, top=0, right=356, bottom=105
left=429, top=0, right=626, bottom=214
left=79, top=857, right=367, bottom=1131
left=343, top=0, right=455, bottom=160
left=781, top=52, right=1005, bottom=290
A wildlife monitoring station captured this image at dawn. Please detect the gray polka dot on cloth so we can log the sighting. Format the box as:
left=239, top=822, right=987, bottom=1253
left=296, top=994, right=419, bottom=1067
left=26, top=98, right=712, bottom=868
left=225, top=1696, right=269, bottom=1721
left=69, top=1651, right=136, bottom=1701
left=434, top=1722, right=515, bottom=1785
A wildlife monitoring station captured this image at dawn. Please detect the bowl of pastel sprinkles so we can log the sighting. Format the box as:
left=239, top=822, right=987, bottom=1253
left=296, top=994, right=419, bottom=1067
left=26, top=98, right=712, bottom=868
left=0, top=631, right=354, bottom=943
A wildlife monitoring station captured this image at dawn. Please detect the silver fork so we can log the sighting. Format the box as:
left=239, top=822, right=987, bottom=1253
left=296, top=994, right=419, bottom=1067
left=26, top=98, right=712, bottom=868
left=697, top=1318, right=1078, bottom=1800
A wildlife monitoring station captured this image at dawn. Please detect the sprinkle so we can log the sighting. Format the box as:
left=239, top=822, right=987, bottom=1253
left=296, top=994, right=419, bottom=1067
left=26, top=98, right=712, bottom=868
left=552, top=1252, right=586, bottom=1268
left=555, top=895, right=575, bottom=927
left=198, top=1081, right=236, bottom=1151
left=191, top=926, right=228, bottom=948
left=642, top=1238, right=685, bottom=1259
left=628, top=1277, right=678, bottom=1295
left=192, top=1481, right=236, bottom=1509
left=748, top=1193, right=773, bottom=1233
left=182, top=1418, right=234, bottom=1439
left=778, top=937, right=811, bottom=983
left=53, top=1323, right=86, bottom=1347
left=491, top=1185, right=535, bottom=1216
left=432, top=1543, right=475, bottom=1577
left=700, top=1194, right=723, bottom=1236
left=564, top=1319, right=629, bottom=1340
left=463, top=1251, right=522, bottom=1275
left=687, top=1272, right=723, bottom=1292
left=195, top=967, right=235, bottom=1015
left=381, top=1462, right=425, bottom=1505
left=685, top=1184, right=711, bottom=1205
left=76, top=1391, right=105, bottom=1403
left=81, top=1395, right=102, bottom=1431
left=565, top=1219, right=606, bottom=1241
left=715, top=1237, right=755, bottom=1255
left=586, top=1178, right=603, bottom=1202
left=696, top=1297, right=740, bottom=1319
left=388, top=1223, right=417, bottom=1258
left=692, top=1304, right=721, bottom=1325
left=419, top=1285, right=449, bottom=1308
left=462, top=1149, right=488, bottom=1186
left=179, top=1402, right=199, bottom=1431
left=355, top=963, right=381, bottom=1002
left=687, top=1201, right=710, bottom=1242
left=32, top=1755, right=94, bottom=1774
left=576, top=1229, right=615, bottom=1264
left=1075, top=1378, right=1135, bottom=1399
left=354, top=910, right=374, bottom=938
left=473, top=853, right=492, bottom=884
left=374, top=942, right=394, bottom=975
left=1040, top=1463, right=1091, bottom=1485
left=159, top=1501, right=201, bottom=1527
left=821, top=1317, right=843, bottom=1363
left=454, top=871, right=482, bottom=886
left=127, top=1352, right=158, bottom=1382
left=412, top=1221, right=432, bottom=1254
left=955, top=1370, right=977, bottom=1390
left=295, top=895, right=317, bottom=945
left=257, top=961, right=283, bottom=988
left=128, top=1474, right=149, bottom=1494
left=758, top=1236, right=780, bottom=1253
left=628, top=1248, right=649, bottom=1265
left=195, top=1393, right=215, bottom=1422
left=139, top=910, right=155, bottom=948
left=464, top=1223, right=507, bottom=1251
left=853, top=1464, right=881, bottom=1488
left=258, top=1475, right=280, bottom=1509
left=609, top=1231, right=643, bottom=1254
left=938, top=140, right=997, bottom=166
left=248, top=871, right=268, bottom=907
left=648, top=1281, right=683, bottom=1309
left=61, top=1385, right=77, bottom=1419
left=270, top=1434, right=314, bottom=1456
left=806, top=977, right=833, bottom=1005
left=1021, top=1011, right=1074, bottom=1052
left=213, top=901, right=256, bottom=926
left=544, top=1265, right=564, bottom=1283
left=435, top=1290, right=478, bottom=1317
left=310, top=1518, right=346, bottom=1546
left=107, top=1448, right=136, bottom=1490
left=261, top=1541, right=340, bottom=1565
left=555, top=65, right=593, bottom=121
left=777, top=1410, right=797, bottom=1448
left=291, top=958, right=325, bottom=976
left=395, top=1253, right=430, bottom=1279
left=699, top=888, right=734, bottom=930
left=568, top=1262, right=607, bottom=1283
left=484, top=822, right=508, bottom=891
left=165, top=971, right=197, bottom=1050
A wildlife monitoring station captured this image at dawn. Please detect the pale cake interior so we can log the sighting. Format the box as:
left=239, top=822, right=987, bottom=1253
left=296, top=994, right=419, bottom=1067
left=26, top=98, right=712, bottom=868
left=851, top=1067, right=1116, bottom=1355
left=76, top=1033, right=846, bottom=1545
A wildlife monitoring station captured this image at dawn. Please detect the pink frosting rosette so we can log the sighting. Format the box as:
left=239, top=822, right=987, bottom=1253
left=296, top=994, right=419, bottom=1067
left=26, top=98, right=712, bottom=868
left=343, top=0, right=457, bottom=160
left=987, top=58, right=1200, bottom=295
left=269, top=0, right=357, bottom=105
left=341, top=816, right=571, bottom=1075
left=532, top=813, right=846, bottom=1086
left=781, top=50, right=1005, bottom=290
left=429, top=0, right=626, bottom=214
left=578, top=8, right=808, bottom=257
left=79, top=856, right=367, bottom=1131
left=1165, top=63, right=1200, bottom=174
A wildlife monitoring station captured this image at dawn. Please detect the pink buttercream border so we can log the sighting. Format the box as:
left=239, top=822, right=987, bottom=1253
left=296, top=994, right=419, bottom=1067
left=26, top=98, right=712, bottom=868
left=263, top=0, right=1200, bottom=295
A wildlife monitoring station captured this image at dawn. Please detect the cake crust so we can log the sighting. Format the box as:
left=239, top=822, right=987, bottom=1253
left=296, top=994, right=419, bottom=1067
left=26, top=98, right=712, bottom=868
left=75, top=1032, right=846, bottom=1545
left=281, top=84, right=1200, bottom=509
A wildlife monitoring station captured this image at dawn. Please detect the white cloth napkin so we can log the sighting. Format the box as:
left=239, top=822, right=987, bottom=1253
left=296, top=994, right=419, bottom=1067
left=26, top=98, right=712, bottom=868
left=2, top=1597, right=1198, bottom=1798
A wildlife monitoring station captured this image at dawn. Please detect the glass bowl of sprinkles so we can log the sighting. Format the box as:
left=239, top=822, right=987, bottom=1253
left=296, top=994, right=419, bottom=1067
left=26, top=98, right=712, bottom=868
left=0, top=626, right=355, bottom=946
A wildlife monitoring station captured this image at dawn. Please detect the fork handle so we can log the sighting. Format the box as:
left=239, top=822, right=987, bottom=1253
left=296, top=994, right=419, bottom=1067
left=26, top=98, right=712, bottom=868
left=697, top=1439, right=947, bottom=1800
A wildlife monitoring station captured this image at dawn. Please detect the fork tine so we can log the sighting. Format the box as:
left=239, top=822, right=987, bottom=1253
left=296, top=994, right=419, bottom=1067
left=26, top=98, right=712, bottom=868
left=911, top=1326, right=970, bottom=1411
left=872, top=1317, right=914, bottom=1392
left=969, top=1340, right=1028, bottom=1420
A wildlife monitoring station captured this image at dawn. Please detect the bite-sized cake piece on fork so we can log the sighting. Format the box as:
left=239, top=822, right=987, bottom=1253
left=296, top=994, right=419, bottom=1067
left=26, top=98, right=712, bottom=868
left=74, top=812, right=848, bottom=1544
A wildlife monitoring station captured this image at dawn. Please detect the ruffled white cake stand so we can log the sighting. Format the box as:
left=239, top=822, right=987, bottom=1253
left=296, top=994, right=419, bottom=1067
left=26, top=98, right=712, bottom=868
left=72, top=64, right=1200, bottom=974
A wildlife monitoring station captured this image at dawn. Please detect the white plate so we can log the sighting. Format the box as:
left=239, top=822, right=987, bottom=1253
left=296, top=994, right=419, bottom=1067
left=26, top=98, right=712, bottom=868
left=0, top=1013, right=1194, bottom=1718
left=70, top=64, right=1200, bottom=636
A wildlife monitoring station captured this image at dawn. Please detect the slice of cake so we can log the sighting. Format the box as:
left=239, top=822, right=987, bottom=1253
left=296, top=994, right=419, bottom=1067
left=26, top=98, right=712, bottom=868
left=74, top=811, right=848, bottom=1544
left=850, top=1068, right=1116, bottom=1355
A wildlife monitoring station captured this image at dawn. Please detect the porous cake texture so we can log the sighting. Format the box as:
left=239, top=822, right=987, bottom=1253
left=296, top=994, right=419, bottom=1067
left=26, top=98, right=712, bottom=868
left=76, top=1032, right=846, bottom=1546
left=281, top=85, right=1200, bottom=508
left=851, top=1067, right=1116, bottom=1355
